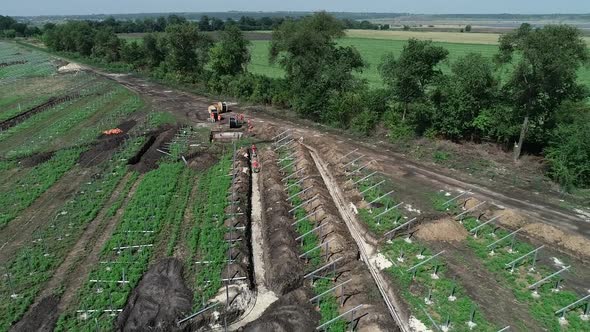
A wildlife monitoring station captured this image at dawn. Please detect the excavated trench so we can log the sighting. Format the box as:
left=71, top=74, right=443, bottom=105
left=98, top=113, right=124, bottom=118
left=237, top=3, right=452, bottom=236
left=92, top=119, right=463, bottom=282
left=0, top=92, right=82, bottom=131
left=242, top=143, right=397, bottom=331
left=127, top=125, right=178, bottom=173
left=187, top=147, right=255, bottom=330
left=0, top=60, right=27, bottom=67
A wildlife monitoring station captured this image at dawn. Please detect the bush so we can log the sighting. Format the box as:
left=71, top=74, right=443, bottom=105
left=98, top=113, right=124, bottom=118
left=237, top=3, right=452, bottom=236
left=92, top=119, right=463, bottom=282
left=350, top=110, right=379, bottom=135
left=227, top=73, right=255, bottom=99
left=383, top=109, right=415, bottom=141
left=545, top=111, right=590, bottom=190
left=249, top=75, right=273, bottom=104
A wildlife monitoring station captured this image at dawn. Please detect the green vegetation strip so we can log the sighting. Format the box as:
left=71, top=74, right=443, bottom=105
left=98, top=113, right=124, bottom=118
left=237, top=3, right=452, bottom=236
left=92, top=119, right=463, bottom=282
left=350, top=172, right=497, bottom=330
left=0, top=42, right=55, bottom=79
left=189, top=155, right=232, bottom=308
left=164, top=167, right=194, bottom=256
left=277, top=147, right=346, bottom=332
left=0, top=147, right=84, bottom=228
left=0, top=137, right=145, bottom=331
left=0, top=82, right=139, bottom=158
left=56, top=161, right=184, bottom=331
left=459, top=215, right=588, bottom=331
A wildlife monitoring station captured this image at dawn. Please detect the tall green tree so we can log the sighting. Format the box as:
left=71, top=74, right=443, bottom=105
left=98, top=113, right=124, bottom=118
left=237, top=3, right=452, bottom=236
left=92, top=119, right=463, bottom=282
left=432, top=53, right=499, bottom=140
left=496, top=23, right=589, bottom=161
left=379, top=38, right=448, bottom=121
left=209, top=25, right=251, bottom=76
left=142, top=33, right=164, bottom=68
left=92, top=27, right=122, bottom=62
left=545, top=107, right=590, bottom=190
left=269, top=12, right=364, bottom=121
left=164, top=23, right=212, bottom=75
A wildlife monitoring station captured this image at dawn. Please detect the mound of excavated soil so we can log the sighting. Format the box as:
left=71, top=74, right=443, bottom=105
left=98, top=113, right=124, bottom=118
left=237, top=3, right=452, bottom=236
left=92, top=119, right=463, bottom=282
left=260, top=148, right=304, bottom=295
left=19, top=151, right=55, bottom=168
left=495, top=209, right=590, bottom=260
left=241, top=288, right=320, bottom=332
left=117, top=258, right=192, bottom=332
left=129, top=125, right=178, bottom=173
left=494, top=209, right=527, bottom=228
left=78, top=120, right=137, bottom=167
left=10, top=295, right=60, bottom=332
left=415, top=217, right=468, bottom=242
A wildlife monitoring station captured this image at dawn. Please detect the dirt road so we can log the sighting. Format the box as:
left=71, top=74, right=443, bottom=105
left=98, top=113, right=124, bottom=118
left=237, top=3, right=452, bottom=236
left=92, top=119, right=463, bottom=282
left=92, top=70, right=590, bottom=245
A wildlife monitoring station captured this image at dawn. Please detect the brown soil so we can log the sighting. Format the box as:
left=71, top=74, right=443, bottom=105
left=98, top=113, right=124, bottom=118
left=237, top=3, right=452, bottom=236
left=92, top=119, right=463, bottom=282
left=241, top=288, right=320, bottom=332
left=258, top=147, right=304, bottom=295
left=428, top=241, right=544, bottom=332
left=10, top=295, right=59, bottom=332
left=18, top=151, right=55, bottom=168
left=186, top=151, right=219, bottom=171
left=415, top=217, right=468, bottom=242
left=78, top=120, right=137, bottom=167
left=255, top=143, right=396, bottom=331
left=117, top=258, right=193, bottom=332
left=128, top=125, right=178, bottom=173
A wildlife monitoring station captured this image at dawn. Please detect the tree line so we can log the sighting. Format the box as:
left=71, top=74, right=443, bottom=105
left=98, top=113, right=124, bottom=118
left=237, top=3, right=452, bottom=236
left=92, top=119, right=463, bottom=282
left=0, top=15, right=41, bottom=38
left=32, top=13, right=590, bottom=190
left=39, top=14, right=384, bottom=35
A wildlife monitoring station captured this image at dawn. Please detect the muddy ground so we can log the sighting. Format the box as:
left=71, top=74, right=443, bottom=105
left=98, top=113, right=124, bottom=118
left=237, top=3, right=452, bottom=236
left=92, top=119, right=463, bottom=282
left=117, top=258, right=193, bottom=332
left=79, top=120, right=137, bottom=166
left=128, top=125, right=178, bottom=173
left=254, top=144, right=397, bottom=331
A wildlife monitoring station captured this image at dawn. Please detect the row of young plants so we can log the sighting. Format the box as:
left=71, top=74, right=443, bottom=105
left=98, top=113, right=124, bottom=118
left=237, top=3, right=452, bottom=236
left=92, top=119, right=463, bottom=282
left=188, top=155, right=233, bottom=308
left=0, top=72, right=98, bottom=122
left=163, top=168, right=194, bottom=256
left=0, top=79, right=113, bottom=141
left=348, top=171, right=498, bottom=330
left=0, top=81, right=127, bottom=158
left=56, top=161, right=185, bottom=331
left=448, top=201, right=589, bottom=332
left=0, top=42, right=55, bottom=79
left=0, top=146, right=85, bottom=228
left=277, top=146, right=347, bottom=332
left=355, top=173, right=403, bottom=235
left=0, top=95, right=51, bottom=122
left=0, top=137, right=146, bottom=331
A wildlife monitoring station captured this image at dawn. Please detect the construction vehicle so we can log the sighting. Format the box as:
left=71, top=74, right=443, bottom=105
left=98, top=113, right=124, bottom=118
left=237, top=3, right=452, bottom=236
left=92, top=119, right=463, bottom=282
left=208, top=102, right=229, bottom=122
left=229, top=114, right=245, bottom=128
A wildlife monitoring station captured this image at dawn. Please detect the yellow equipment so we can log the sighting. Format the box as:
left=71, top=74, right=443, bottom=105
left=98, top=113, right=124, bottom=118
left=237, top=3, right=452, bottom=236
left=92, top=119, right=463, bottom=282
left=208, top=102, right=229, bottom=122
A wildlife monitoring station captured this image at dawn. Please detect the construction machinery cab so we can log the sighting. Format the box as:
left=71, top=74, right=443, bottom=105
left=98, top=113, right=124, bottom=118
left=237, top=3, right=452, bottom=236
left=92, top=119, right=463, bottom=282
left=208, top=102, right=229, bottom=122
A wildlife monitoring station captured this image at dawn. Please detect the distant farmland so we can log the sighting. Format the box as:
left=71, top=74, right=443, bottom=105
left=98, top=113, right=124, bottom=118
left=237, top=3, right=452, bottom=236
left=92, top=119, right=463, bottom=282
left=119, top=30, right=590, bottom=88
left=249, top=35, right=590, bottom=88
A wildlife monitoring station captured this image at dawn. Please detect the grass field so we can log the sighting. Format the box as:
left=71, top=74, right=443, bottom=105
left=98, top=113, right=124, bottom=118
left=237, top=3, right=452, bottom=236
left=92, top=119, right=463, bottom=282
left=117, top=30, right=590, bottom=88
left=248, top=36, right=590, bottom=88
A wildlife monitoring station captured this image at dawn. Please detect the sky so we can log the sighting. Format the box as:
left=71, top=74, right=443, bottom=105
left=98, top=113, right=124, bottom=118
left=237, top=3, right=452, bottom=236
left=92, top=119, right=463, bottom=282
left=3, top=0, right=590, bottom=17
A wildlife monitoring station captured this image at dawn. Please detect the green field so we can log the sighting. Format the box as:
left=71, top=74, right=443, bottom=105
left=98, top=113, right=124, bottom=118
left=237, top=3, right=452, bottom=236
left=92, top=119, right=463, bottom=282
left=118, top=31, right=590, bottom=88
left=248, top=37, right=590, bottom=88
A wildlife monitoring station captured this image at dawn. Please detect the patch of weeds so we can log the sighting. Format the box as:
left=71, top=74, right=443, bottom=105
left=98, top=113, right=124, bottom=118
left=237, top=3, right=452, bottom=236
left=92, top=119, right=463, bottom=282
left=431, top=191, right=460, bottom=213
left=147, top=111, right=176, bottom=127
left=433, top=150, right=451, bottom=164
